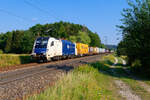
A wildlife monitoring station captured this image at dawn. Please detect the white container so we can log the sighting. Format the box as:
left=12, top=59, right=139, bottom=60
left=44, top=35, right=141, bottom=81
left=96, top=47, right=100, bottom=54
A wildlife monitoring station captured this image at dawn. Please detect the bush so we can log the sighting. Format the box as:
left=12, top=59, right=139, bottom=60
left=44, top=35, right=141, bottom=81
left=0, top=49, right=3, bottom=54
left=130, top=59, right=142, bottom=73
left=131, top=59, right=141, bottom=68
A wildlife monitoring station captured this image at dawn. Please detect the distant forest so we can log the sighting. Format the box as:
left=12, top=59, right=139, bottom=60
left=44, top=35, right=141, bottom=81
left=105, top=45, right=117, bottom=50
left=0, top=21, right=104, bottom=54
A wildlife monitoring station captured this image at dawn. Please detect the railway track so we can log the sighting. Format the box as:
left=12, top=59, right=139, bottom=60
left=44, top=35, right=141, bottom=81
left=0, top=54, right=105, bottom=100
left=0, top=54, right=101, bottom=84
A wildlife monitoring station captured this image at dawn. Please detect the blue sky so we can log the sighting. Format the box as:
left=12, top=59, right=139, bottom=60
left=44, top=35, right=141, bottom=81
left=0, top=0, right=128, bottom=45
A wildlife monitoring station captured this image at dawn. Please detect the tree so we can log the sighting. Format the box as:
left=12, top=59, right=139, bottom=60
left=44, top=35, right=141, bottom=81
left=76, top=31, right=91, bottom=45
left=20, top=31, right=35, bottom=53
left=89, top=32, right=101, bottom=47
left=11, top=30, right=24, bottom=53
left=0, top=21, right=102, bottom=54
left=68, top=36, right=77, bottom=43
left=117, top=41, right=127, bottom=56
left=0, top=33, right=7, bottom=51
left=117, top=0, right=150, bottom=74
left=4, top=32, right=12, bottom=53
left=29, top=24, right=43, bottom=36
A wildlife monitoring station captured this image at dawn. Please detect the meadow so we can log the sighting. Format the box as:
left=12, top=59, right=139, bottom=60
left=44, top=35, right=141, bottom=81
left=0, top=54, right=33, bottom=67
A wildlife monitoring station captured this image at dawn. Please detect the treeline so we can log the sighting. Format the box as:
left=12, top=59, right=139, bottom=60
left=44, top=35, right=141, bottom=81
left=117, top=0, right=150, bottom=74
left=0, top=21, right=103, bottom=54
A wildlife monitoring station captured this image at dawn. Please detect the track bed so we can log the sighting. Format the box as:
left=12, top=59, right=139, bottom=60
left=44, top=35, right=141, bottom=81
left=0, top=54, right=105, bottom=100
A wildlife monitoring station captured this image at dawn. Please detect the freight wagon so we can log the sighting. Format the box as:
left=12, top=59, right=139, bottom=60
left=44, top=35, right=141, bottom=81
left=93, top=47, right=98, bottom=55
left=95, top=47, right=100, bottom=54
left=76, top=43, right=88, bottom=56
left=89, top=47, right=94, bottom=55
left=61, top=40, right=76, bottom=58
left=99, top=48, right=105, bottom=53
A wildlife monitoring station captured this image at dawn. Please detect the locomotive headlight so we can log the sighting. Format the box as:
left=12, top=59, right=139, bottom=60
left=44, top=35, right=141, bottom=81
left=43, top=53, right=46, bottom=55
left=42, top=52, right=46, bottom=55
left=41, top=51, right=46, bottom=55
left=31, top=53, right=36, bottom=56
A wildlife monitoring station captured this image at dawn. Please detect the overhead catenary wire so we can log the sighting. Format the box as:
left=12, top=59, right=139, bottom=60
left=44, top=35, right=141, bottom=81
left=0, top=8, right=37, bottom=32
left=24, top=0, right=62, bottom=21
left=0, top=8, right=32, bottom=23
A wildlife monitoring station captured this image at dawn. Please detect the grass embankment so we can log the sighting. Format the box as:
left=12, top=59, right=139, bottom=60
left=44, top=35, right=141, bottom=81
left=27, top=55, right=123, bottom=100
left=27, top=54, right=150, bottom=100
left=0, top=54, right=33, bottom=67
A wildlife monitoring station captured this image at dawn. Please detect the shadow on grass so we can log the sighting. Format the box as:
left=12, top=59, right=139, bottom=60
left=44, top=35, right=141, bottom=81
left=90, top=60, right=150, bottom=81
left=19, top=55, right=150, bottom=81
left=19, top=56, right=36, bottom=64
left=115, top=63, right=125, bottom=66
left=46, top=65, right=74, bottom=72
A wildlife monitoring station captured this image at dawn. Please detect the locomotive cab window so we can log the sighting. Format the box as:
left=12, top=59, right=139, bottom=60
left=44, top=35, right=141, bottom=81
left=51, top=41, right=54, bottom=46
left=35, top=37, right=48, bottom=48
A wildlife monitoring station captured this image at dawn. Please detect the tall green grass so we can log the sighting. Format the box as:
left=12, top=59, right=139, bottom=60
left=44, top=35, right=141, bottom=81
left=27, top=63, right=122, bottom=100
left=0, top=54, right=33, bottom=67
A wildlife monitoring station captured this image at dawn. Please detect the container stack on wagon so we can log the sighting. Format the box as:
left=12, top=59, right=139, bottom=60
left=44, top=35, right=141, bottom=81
left=88, top=47, right=94, bottom=55
left=61, top=40, right=76, bottom=58
left=99, top=48, right=105, bottom=53
left=95, top=47, right=100, bottom=54
left=76, top=43, right=89, bottom=56
left=31, top=37, right=108, bottom=62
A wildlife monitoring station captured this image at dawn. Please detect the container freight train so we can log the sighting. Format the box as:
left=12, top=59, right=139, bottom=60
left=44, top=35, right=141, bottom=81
left=31, top=37, right=107, bottom=62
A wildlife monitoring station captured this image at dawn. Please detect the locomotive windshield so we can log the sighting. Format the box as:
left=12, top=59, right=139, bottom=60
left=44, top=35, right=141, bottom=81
left=35, top=37, right=49, bottom=48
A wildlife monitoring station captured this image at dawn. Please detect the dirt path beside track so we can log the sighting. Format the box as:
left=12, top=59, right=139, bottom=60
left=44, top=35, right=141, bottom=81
left=112, top=57, right=141, bottom=100
left=120, top=58, right=150, bottom=94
